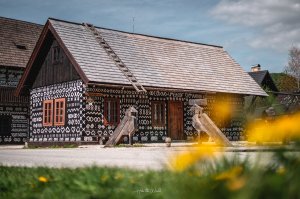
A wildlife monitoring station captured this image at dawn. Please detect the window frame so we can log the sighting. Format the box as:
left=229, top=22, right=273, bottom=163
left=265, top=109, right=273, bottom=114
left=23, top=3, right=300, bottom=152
left=43, top=100, right=53, bottom=127
left=52, top=46, right=62, bottom=65
left=104, top=98, right=120, bottom=126
left=151, top=101, right=165, bottom=127
left=54, top=98, right=66, bottom=126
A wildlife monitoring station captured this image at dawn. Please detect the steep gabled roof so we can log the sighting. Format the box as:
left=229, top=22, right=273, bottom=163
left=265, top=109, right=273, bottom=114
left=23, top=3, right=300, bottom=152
left=17, top=18, right=267, bottom=96
left=248, top=70, right=268, bottom=85
left=0, top=17, right=43, bottom=68
left=248, top=70, right=278, bottom=92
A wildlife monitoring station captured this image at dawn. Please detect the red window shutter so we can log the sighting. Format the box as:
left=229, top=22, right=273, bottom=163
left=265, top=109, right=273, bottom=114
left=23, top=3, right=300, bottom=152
left=43, top=100, right=53, bottom=126
left=54, top=98, right=65, bottom=126
left=104, top=99, right=108, bottom=125
left=117, top=99, right=120, bottom=125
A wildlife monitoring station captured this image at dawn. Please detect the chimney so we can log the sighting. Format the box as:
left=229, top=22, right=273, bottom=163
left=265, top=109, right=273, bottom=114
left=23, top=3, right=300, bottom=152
left=251, top=64, right=261, bottom=72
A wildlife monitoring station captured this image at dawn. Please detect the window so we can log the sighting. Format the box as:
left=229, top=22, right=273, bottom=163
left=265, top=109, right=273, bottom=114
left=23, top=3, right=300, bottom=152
left=54, top=98, right=65, bottom=126
left=42, top=98, right=66, bottom=126
left=0, top=116, right=11, bottom=136
left=52, top=46, right=62, bottom=64
left=43, top=100, right=53, bottom=126
left=104, top=98, right=120, bottom=126
left=151, top=101, right=165, bottom=127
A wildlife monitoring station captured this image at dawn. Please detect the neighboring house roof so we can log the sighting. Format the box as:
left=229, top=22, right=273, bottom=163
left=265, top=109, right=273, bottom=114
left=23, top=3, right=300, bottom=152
left=248, top=70, right=279, bottom=92
left=17, top=18, right=267, bottom=96
left=248, top=70, right=268, bottom=85
left=0, top=17, right=43, bottom=68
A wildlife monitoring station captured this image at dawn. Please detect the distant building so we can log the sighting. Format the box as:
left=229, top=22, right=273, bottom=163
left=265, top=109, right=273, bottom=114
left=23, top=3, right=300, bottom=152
left=247, top=64, right=281, bottom=117
left=16, top=18, right=266, bottom=144
left=0, top=17, right=42, bottom=144
left=248, top=64, right=278, bottom=92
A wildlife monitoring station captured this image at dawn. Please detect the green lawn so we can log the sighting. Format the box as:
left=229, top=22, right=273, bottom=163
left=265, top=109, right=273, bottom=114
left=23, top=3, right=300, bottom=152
left=1, top=151, right=300, bottom=199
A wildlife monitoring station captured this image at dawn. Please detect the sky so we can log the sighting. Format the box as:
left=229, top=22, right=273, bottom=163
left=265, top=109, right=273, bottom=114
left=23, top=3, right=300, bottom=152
left=1, top=0, right=300, bottom=73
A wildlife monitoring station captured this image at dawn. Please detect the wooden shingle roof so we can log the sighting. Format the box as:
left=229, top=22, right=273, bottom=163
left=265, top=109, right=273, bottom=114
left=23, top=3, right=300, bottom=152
left=0, top=17, right=43, bottom=68
left=18, top=18, right=268, bottom=96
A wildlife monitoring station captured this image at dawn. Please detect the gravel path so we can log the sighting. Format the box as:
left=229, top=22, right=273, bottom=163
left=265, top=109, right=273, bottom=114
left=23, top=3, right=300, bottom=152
left=0, top=145, right=190, bottom=170
left=0, top=144, right=295, bottom=170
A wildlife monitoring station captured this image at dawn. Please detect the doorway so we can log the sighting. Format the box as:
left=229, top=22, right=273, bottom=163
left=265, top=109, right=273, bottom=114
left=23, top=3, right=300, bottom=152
left=168, top=101, right=183, bottom=140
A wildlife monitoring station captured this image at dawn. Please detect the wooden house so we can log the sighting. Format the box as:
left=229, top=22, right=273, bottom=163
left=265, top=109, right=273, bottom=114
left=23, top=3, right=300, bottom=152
left=0, top=17, right=42, bottom=144
left=247, top=64, right=281, bottom=116
left=16, top=18, right=266, bottom=144
left=248, top=64, right=278, bottom=92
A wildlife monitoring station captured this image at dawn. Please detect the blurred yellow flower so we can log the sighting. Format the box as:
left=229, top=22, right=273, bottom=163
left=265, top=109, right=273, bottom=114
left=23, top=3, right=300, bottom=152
left=38, top=176, right=48, bottom=183
left=169, top=146, right=216, bottom=172
left=213, top=101, right=233, bottom=122
left=247, top=112, right=300, bottom=143
left=215, top=102, right=231, bottom=116
left=215, top=166, right=246, bottom=191
left=215, top=166, right=243, bottom=181
left=227, top=177, right=246, bottom=191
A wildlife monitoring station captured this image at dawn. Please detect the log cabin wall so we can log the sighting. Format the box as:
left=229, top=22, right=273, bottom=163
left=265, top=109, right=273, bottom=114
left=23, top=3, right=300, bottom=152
left=29, top=80, right=85, bottom=142
left=28, top=83, right=244, bottom=143
left=0, top=67, right=29, bottom=144
left=85, top=86, right=245, bottom=143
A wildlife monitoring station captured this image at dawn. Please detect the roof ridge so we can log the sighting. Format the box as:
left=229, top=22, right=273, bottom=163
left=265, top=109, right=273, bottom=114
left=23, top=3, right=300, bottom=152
left=0, top=16, right=43, bottom=26
left=48, top=17, right=223, bottom=49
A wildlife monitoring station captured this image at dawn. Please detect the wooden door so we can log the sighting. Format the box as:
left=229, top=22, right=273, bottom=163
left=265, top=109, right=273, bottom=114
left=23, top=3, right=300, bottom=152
left=168, top=101, right=183, bottom=140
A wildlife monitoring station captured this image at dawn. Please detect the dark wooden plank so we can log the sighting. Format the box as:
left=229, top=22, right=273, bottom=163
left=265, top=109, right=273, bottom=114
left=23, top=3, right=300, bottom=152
left=32, top=40, right=80, bottom=88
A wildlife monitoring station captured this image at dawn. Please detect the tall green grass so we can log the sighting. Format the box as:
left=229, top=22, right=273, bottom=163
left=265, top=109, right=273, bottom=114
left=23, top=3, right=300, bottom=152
left=1, top=151, right=300, bottom=199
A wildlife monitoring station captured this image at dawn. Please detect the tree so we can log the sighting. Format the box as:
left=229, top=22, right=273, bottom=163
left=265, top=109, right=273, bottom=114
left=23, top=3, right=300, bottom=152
left=271, top=73, right=298, bottom=92
left=285, top=46, right=300, bottom=90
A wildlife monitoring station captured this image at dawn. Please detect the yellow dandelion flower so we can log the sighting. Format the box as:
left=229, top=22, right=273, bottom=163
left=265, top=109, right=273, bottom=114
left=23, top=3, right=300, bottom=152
left=215, top=166, right=243, bottom=181
left=227, top=177, right=246, bottom=191
left=38, top=176, right=48, bottom=183
left=169, top=146, right=215, bottom=172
